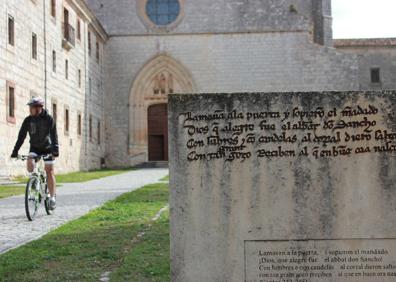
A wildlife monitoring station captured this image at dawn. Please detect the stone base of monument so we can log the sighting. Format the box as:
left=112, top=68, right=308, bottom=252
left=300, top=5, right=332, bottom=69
left=169, top=91, right=396, bottom=282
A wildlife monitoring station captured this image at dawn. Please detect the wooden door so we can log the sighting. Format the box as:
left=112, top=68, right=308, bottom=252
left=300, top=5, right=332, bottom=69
left=148, top=104, right=168, bottom=161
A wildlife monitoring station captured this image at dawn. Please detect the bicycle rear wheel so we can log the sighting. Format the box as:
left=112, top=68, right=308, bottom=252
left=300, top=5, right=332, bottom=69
left=25, top=177, right=40, bottom=221
left=44, top=184, right=53, bottom=215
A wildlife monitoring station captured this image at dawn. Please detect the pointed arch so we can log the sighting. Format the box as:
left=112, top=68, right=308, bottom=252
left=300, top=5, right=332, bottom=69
left=128, top=54, right=196, bottom=164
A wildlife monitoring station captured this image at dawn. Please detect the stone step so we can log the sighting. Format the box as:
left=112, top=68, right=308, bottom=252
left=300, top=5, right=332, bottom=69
left=134, top=161, right=169, bottom=169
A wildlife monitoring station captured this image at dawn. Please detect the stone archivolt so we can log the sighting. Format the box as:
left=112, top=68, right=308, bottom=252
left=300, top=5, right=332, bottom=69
left=128, top=54, right=196, bottom=159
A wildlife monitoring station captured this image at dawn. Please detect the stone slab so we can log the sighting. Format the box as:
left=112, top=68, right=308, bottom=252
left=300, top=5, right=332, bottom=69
left=169, top=91, right=396, bottom=282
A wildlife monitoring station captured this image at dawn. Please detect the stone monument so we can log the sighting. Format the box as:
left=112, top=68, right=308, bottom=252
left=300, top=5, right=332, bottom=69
left=169, top=91, right=396, bottom=282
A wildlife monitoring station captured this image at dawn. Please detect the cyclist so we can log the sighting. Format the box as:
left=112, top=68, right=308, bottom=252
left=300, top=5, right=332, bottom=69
left=10, top=97, right=59, bottom=210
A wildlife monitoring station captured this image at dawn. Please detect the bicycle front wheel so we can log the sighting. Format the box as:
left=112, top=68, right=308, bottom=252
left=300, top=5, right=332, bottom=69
left=25, top=177, right=40, bottom=221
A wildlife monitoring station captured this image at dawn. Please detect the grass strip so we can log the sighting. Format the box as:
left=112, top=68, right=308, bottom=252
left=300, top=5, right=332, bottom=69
left=0, top=186, right=25, bottom=199
left=13, top=168, right=134, bottom=184
left=160, top=175, right=169, bottom=181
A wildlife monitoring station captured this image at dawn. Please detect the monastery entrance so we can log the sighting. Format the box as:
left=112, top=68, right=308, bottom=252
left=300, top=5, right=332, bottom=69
left=129, top=54, right=196, bottom=165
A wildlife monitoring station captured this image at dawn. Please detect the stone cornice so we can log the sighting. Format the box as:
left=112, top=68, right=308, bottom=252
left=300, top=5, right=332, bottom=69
left=334, top=38, right=396, bottom=48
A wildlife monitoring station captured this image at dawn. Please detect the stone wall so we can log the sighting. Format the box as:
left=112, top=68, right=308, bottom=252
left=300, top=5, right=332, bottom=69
left=103, top=32, right=359, bottom=167
left=0, top=0, right=106, bottom=176
left=86, top=0, right=331, bottom=41
left=335, top=39, right=396, bottom=91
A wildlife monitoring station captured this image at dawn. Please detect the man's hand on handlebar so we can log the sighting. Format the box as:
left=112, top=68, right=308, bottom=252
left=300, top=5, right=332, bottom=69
left=52, top=147, right=59, bottom=158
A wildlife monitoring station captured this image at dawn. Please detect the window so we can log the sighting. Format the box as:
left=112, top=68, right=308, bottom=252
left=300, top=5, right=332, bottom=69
left=32, top=33, right=37, bottom=60
left=7, top=82, right=16, bottom=123
left=89, top=77, right=92, bottom=95
left=77, top=113, right=82, bottom=136
left=371, top=68, right=381, bottom=84
left=50, top=0, right=56, bottom=18
left=146, top=0, right=181, bottom=26
left=63, top=8, right=69, bottom=26
left=52, top=50, right=56, bottom=72
left=8, top=15, right=15, bottom=46
left=65, top=108, right=70, bottom=133
left=88, top=31, right=91, bottom=55
left=52, top=102, right=57, bottom=123
left=77, top=19, right=81, bottom=41
left=65, top=59, right=69, bottom=79
left=61, top=7, right=75, bottom=48
left=78, top=69, right=81, bottom=87
left=97, top=120, right=101, bottom=144
left=89, top=115, right=92, bottom=141
left=96, top=41, right=100, bottom=62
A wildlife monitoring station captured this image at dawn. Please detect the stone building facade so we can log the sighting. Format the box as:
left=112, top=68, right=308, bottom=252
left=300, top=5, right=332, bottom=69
left=334, top=38, right=396, bottom=91
left=0, top=0, right=395, bottom=175
left=0, top=0, right=106, bottom=176
left=86, top=0, right=395, bottom=168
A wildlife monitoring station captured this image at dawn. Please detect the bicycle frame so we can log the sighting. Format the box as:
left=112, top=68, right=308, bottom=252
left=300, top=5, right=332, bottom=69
left=19, top=154, right=48, bottom=187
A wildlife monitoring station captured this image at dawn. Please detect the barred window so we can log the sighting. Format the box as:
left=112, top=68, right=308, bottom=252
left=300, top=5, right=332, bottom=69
left=7, top=83, right=16, bottom=121
left=65, top=59, right=69, bottom=79
left=50, top=0, right=56, bottom=17
left=89, top=115, right=93, bottom=141
left=8, top=15, right=15, bottom=46
left=52, top=102, right=57, bottom=123
left=88, top=31, right=91, bottom=55
left=32, top=33, right=37, bottom=60
left=77, top=19, right=81, bottom=40
left=77, top=113, right=82, bottom=136
left=52, top=50, right=56, bottom=72
left=96, top=41, right=100, bottom=62
left=97, top=120, right=101, bottom=144
left=65, top=108, right=70, bottom=134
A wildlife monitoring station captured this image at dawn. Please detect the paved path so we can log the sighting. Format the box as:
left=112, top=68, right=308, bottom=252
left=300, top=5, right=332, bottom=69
left=0, top=168, right=168, bottom=254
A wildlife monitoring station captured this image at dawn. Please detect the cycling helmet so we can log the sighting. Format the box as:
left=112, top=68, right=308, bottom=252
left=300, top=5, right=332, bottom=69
left=27, top=97, right=45, bottom=107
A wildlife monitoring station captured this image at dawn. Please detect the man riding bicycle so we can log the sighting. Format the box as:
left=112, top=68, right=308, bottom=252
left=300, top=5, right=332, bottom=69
left=11, top=97, right=59, bottom=210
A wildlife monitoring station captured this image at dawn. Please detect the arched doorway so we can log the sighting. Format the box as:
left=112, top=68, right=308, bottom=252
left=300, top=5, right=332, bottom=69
left=128, top=54, right=196, bottom=165
left=148, top=104, right=168, bottom=161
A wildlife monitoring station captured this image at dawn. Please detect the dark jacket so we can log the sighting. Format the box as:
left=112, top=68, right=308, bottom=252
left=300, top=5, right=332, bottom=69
left=12, top=109, right=59, bottom=155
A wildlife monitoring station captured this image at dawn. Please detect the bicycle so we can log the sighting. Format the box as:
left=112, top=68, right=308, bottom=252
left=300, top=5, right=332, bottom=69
left=17, top=155, right=53, bottom=221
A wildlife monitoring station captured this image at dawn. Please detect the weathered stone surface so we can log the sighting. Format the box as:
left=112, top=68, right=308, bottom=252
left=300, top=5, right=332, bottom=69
left=87, top=0, right=317, bottom=35
left=169, top=91, right=396, bottom=282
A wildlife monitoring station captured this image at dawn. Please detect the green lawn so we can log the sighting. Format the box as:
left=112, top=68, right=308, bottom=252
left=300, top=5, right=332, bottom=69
left=0, top=186, right=25, bottom=199
left=160, top=175, right=169, bottom=181
left=13, top=168, right=134, bottom=184
left=0, top=182, right=170, bottom=282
